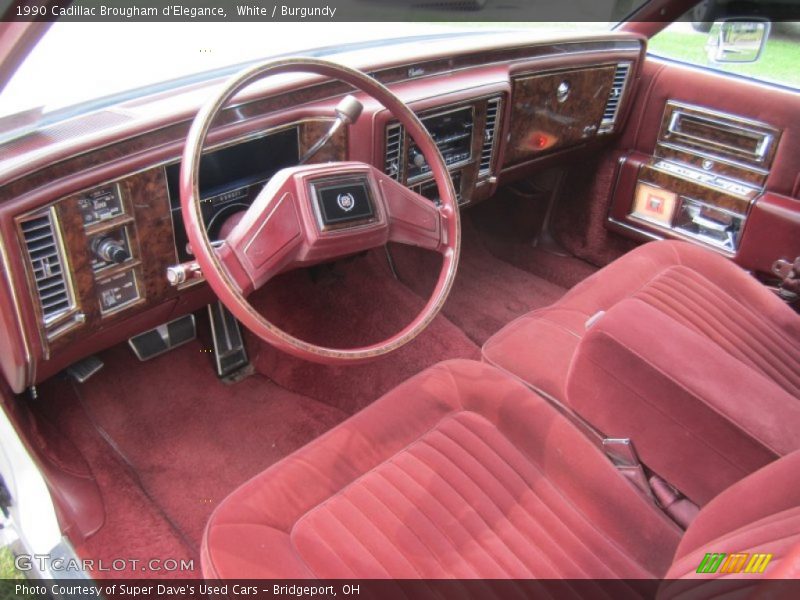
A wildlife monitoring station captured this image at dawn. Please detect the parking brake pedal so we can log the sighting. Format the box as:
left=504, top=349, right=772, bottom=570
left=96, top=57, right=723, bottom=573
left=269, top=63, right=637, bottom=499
left=128, top=314, right=196, bottom=361
left=207, top=301, right=251, bottom=381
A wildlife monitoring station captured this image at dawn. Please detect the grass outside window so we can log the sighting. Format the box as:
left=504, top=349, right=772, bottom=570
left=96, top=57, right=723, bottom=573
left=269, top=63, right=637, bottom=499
left=649, top=26, right=800, bottom=89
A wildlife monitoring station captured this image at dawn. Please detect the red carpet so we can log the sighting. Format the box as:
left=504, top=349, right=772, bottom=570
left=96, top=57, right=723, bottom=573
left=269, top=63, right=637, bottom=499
left=37, top=375, right=198, bottom=578
left=467, top=194, right=600, bottom=289
left=388, top=220, right=567, bottom=345
left=33, top=217, right=584, bottom=577
left=251, top=249, right=481, bottom=413
left=548, top=153, right=639, bottom=267
left=40, top=340, right=347, bottom=575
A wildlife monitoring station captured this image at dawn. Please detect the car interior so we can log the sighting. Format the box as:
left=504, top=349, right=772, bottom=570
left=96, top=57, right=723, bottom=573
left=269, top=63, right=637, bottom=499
left=1, top=0, right=799, bottom=590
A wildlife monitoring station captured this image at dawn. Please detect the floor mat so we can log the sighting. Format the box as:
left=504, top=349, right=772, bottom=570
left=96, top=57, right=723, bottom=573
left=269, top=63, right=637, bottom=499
left=67, top=340, right=348, bottom=551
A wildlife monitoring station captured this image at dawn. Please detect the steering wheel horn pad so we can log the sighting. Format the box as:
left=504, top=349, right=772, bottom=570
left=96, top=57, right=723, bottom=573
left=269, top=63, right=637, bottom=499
left=218, top=161, right=447, bottom=296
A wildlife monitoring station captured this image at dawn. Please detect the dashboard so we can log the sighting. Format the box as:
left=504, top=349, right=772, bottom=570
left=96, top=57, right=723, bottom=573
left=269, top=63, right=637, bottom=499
left=0, top=33, right=645, bottom=393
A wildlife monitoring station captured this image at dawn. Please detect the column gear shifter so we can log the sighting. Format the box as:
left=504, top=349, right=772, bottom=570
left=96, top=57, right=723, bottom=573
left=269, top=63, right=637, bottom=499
left=298, top=94, right=363, bottom=164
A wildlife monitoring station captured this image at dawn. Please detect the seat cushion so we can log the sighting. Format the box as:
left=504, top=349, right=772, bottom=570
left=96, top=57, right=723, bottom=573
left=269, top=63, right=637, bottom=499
left=669, top=450, right=800, bottom=573
left=483, top=240, right=800, bottom=401
left=201, top=360, right=681, bottom=579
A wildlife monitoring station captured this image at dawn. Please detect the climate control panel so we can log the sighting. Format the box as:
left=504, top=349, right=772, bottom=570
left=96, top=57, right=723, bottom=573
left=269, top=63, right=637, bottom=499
left=79, top=185, right=142, bottom=315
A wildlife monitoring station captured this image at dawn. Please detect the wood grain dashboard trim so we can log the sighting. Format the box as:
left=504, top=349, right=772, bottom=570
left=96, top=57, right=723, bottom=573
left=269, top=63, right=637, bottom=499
left=32, top=167, right=179, bottom=357
left=505, top=63, right=619, bottom=165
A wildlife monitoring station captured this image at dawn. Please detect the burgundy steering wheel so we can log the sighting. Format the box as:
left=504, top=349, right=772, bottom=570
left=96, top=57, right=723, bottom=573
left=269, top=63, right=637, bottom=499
left=180, top=58, right=461, bottom=364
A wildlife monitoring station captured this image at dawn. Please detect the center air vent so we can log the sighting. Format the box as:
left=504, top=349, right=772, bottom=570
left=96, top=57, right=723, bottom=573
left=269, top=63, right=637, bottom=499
left=20, top=208, right=75, bottom=327
left=384, top=122, right=403, bottom=181
left=479, top=97, right=502, bottom=176
left=599, top=63, right=631, bottom=134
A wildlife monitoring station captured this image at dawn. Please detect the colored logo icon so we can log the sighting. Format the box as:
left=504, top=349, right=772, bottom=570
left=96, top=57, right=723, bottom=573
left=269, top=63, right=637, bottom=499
left=696, top=552, right=773, bottom=574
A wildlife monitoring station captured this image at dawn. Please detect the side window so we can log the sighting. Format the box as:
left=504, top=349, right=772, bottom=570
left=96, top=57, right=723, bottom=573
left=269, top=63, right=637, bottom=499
left=648, top=13, right=800, bottom=89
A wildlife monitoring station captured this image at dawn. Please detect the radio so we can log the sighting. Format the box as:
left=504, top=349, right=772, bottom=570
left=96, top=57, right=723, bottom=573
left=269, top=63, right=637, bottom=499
left=406, top=105, right=474, bottom=181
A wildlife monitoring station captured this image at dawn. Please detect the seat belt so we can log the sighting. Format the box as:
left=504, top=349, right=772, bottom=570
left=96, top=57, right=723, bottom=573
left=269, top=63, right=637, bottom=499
left=602, top=438, right=656, bottom=502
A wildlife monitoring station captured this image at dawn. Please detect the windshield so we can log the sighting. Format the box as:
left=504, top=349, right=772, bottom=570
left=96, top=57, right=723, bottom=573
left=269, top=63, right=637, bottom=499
left=0, top=21, right=611, bottom=124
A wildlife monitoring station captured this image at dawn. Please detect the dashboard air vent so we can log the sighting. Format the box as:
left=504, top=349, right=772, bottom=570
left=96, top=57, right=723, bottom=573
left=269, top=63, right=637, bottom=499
left=479, top=97, right=502, bottom=176
left=599, top=63, right=631, bottom=134
left=384, top=122, right=403, bottom=181
left=20, top=208, right=74, bottom=326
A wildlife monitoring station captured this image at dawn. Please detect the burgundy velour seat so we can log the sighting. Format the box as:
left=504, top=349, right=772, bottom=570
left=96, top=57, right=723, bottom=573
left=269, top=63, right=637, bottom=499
left=202, top=360, right=800, bottom=584
left=483, top=241, right=800, bottom=505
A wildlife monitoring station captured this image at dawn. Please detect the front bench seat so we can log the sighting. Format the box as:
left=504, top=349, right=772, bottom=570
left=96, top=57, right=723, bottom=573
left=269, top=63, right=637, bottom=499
left=201, top=360, right=800, bottom=587
left=482, top=240, right=800, bottom=504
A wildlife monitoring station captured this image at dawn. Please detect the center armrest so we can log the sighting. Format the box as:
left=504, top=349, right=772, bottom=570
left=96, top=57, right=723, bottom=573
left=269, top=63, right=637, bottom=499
left=565, top=297, right=800, bottom=505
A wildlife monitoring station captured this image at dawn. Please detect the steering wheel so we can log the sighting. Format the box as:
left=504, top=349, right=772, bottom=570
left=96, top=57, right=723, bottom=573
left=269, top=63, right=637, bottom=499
left=180, top=58, right=460, bottom=364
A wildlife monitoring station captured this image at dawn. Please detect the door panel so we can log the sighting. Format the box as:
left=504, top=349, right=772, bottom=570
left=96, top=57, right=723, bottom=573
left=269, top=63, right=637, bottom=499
left=610, top=57, right=800, bottom=276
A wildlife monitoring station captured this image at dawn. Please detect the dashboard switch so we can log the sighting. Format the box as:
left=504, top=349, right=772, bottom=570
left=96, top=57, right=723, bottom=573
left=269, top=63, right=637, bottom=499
left=96, top=269, right=139, bottom=314
left=166, top=262, right=202, bottom=286
left=410, top=149, right=426, bottom=169
left=78, top=184, right=124, bottom=227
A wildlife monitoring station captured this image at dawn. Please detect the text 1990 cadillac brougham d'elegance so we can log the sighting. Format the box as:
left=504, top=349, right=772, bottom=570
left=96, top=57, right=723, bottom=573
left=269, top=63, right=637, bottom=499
left=0, top=0, right=799, bottom=597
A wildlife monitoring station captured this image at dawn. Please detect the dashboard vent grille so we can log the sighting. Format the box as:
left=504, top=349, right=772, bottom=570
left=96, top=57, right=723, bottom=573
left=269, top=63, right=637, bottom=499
left=599, top=63, right=631, bottom=134
left=384, top=122, right=403, bottom=181
left=479, top=97, right=502, bottom=175
left=20, top=208, right=74, bottom=325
